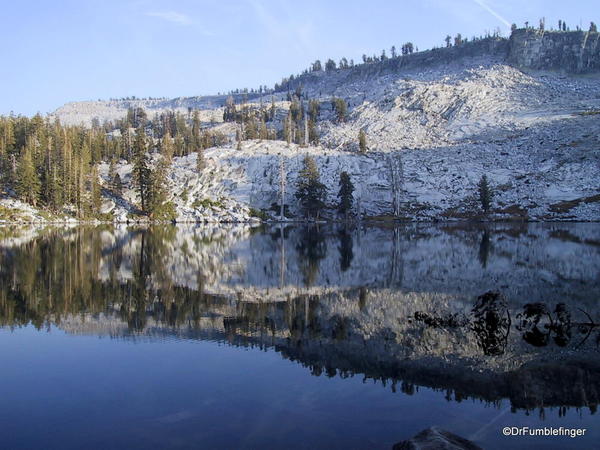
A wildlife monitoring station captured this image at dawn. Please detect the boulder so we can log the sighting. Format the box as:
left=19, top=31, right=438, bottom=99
left=393, top=427, right=481, bottom=450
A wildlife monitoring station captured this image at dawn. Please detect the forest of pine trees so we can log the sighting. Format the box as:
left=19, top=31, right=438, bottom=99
left=0, top=108, right=224, bottom=218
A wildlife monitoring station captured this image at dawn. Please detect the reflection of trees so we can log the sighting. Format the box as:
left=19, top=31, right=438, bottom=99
left=337, top=227, right=353, bottom=272
left=478, top=230, right=491, bottom=268
left=295, top=226, right=327, bottom=287
left=1, top=226, right=599, bottom=416
left=0, top=226, right=212, bottom=331
left=471, top=291, right=510, bottom=356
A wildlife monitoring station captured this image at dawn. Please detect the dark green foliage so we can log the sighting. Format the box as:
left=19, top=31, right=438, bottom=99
left=16, top=143, right=41, bottom=206
left=308, top=100, right=320, bottom=122
left=146, top=159, right=169, bottom=217
left=331, top=98, right=347, bottom=123
left=132, top=126, right=151, bottom=213
left=112, top=172, right=123, bottom=195
left=295, top=155, right=327, bottom=219
left=358, top=129, right=367, bottom=153
left=0, top=108, right=214, bottom=219
left=478, top=175, right=493, bottom=212
left=308, top=119, right=319, bottom=145
left=337, top=171, right=354, bottom=217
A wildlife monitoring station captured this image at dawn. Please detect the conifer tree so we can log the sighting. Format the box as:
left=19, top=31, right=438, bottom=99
left=338, top=171, right=355, bottom=220
left=478, top=175, right=493, bottom=212
left=308, top=100, right=320, bottom=122
left=284, top=112, right=293, bottom=144
left=259, top=118, right=268, bottom=140
left=269, top=97, right=276, bottom=121
left=132, top=126, right=151, bottom=213
left=0, top=118, right=15, bottom=164
left=146, top=159, right=170, bottom=218
left=358, top=129, right=367, bottom=153
left=331, top=98, right=347, bottom=123
left=160, top=131, right=174, bottom=163
left=75, top=141, right=91, bottom=217
left=295, top=155, right=327, bottom=219
left=16, top=141, right=41, bottom=206
left=308, top=120, right=319, bottom=144
left=112, top=172, right=123, bottom=195
left=90, top=163, right=102, bottom=215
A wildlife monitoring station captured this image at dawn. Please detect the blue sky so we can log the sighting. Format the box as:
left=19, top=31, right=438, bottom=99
left=1, top=0, right=597, bottom=115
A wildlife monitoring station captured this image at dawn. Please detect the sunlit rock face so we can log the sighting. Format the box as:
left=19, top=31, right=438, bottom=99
left=42, top=31, right=600, bottom=223
left=0, top=223, right=599, bottom=411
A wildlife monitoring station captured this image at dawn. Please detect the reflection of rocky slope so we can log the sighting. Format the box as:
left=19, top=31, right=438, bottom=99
left=58, top=287, right=600, bottom=412
left=2, top=223, right=599, bottom=411
left=93, top=223, right=600, bottom=307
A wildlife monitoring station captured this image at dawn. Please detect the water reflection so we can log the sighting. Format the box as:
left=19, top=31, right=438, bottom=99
left=0, top=223, right=599, bottom=415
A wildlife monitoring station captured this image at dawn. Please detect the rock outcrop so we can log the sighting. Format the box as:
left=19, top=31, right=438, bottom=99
left=392, top=427, right=482, bottom=450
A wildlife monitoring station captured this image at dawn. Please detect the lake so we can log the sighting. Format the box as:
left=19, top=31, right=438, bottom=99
left=0, top=223, right=598, bottom=449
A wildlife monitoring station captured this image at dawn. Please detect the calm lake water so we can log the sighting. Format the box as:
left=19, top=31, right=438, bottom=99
left=0, top=223, right=598, bottom=449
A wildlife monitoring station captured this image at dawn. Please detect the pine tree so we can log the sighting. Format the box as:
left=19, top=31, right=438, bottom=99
left=132, top=126, right=151, bottom=213
left=112, top=172, right=123, bottom=195
left=146, top=158, right=171, bottom=219
left=160, top=131, right=174, bottom=163
left=308, top=100, right=320, bottom=122
left=259, top=117, right=268, bottom=140
left=337, top=171, right=354, bottom=220
left=269, top=97, right=276, bottom=121
left=191, top=110, right=202, bottom=151
left=90, top=163, right=102, bottom=216
left=358, top=129, right=367, bottom=153
left=284, top=112, right=293, bottom=144
left=331, top=98, right=347, bottom=123
left=174, top=133, right=185, bottom=157
left=295, top=155, right=327, bottom=219
left=75, top=141, right=91, bottom=217
left=478, top=175, right=493, bottom=212
left=16, top=140, right=41, bottom=206
left=0, top=119, right=15, bottom=179
left=244, top=115, right=258, bottom=140
left=308, top=120, right=319, bottom=144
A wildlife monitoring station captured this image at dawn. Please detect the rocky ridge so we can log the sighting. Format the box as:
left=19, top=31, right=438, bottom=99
left=4, top=31, right=599, bottom=223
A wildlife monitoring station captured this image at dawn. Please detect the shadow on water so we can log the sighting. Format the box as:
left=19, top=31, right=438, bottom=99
left=0, top=222, right=599, bottom=415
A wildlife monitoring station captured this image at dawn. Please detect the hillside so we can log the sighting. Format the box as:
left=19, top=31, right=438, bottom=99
left=3, top=29, right=600, bottom=223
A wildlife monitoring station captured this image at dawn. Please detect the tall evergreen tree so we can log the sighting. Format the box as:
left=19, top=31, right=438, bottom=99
left=331, top=98, right=347, bottom=123
left=358, top=129, right=367, bottom=153
left=146, top=159, right=170, bottom=219
left=16, top=140, right=41, bottom=206
left=132, top=126, right=151, bottom=213
left=478, top=175, right=493, bottom=212
left=90, top=163, right=102, bottom=215
left=337, top=171, right=354, bottom=220
left=295, top=155, right=327, bottom=219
